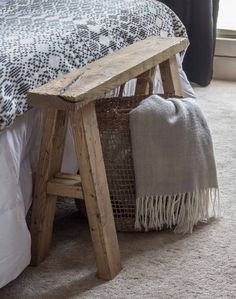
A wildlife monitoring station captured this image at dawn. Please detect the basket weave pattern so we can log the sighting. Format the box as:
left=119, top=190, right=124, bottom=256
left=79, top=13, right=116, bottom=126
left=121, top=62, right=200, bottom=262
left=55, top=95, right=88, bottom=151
left=96, top=95, right=149, bottom=232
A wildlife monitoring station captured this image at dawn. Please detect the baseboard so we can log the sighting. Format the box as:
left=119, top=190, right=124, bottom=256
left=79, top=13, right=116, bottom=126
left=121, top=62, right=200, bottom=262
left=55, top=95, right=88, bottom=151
left=213, top=56, right=236, bottom=81
left=213, top=38, right=236, bottom=81
left=215, top=38, right=236, bottom=57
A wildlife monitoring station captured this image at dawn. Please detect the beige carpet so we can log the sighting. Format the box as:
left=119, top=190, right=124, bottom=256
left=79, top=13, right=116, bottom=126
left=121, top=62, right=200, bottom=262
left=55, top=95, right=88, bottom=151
left=1, top=80, right=236, bottom=299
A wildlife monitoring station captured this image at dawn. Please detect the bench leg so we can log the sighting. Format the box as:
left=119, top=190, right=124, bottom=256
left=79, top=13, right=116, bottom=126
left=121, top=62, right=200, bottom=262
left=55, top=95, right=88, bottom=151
left=159, top=55, right=183, bottom=97
left=70, top=102, right=121, bottom=280
left=135, top=67, right=156, bottom=95
left=31, top=109, right=68, bottom=265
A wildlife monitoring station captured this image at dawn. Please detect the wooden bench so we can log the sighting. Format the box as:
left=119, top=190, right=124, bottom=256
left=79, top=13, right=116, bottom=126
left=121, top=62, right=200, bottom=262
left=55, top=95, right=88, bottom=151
left=28, top=36, right=188, bottom=280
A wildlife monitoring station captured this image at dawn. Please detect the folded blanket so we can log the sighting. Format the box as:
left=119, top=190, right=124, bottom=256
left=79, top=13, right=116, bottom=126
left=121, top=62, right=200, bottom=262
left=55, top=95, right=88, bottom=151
left=129, top=95, right=219, bottom=233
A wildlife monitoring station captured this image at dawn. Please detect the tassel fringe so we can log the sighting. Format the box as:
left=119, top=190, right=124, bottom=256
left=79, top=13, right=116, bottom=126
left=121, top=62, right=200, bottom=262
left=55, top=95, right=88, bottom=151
left=135, top=188, right=220, bottom=234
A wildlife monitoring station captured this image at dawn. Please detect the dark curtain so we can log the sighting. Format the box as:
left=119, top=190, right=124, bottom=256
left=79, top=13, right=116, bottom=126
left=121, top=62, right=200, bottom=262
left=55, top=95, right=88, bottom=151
left=159, top=0, right=220, bottom=86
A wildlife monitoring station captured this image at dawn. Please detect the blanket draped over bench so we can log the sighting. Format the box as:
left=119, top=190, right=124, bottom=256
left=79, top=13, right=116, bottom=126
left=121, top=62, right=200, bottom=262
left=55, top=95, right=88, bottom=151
left=0, top=0, right=186, bottom=131
left=130, top=96, right=219, bottom=233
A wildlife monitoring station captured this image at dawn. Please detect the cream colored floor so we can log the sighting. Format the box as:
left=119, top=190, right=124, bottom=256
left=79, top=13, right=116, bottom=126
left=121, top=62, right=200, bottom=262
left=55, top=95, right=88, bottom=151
left=1, top=80, right=236, bottom=299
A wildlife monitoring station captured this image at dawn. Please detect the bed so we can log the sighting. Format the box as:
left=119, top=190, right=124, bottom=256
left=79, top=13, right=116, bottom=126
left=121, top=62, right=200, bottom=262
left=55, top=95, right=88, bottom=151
left=0, top=0, right=195, bottom=287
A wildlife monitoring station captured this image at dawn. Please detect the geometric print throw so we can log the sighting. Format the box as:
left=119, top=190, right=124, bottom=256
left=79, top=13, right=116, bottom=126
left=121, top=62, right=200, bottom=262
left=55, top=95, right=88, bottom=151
left=0, top=0, right=187, bottom=131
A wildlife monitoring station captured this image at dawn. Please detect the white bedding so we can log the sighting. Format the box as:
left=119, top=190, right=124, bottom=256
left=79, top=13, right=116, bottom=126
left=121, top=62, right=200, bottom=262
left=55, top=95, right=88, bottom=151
left=0, top=110, right=38, bottom=288
left=0, top=108, right=79, bottom=288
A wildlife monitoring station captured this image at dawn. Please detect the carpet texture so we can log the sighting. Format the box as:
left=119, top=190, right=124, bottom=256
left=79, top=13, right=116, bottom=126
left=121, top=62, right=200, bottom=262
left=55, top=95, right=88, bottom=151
left=1, top=80, right=236, bottom=299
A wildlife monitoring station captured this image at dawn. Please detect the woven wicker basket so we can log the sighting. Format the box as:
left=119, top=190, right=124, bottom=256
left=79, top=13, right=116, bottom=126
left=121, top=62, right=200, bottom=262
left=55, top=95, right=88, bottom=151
left=75, top=93, right=150, bottom=232
left=96, top=94, right=150, bottom=232
left=75, top=81, right=175, bottom=232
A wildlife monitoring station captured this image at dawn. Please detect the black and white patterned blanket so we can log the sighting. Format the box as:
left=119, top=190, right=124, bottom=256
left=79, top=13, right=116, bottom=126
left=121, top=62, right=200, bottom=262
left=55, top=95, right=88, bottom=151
left=0, top=0, right=186, bottom=131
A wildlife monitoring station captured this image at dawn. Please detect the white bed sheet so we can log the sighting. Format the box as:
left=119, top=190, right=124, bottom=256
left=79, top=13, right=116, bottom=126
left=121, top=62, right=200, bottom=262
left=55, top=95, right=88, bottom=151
left=0, top=61, right=195, bottom=288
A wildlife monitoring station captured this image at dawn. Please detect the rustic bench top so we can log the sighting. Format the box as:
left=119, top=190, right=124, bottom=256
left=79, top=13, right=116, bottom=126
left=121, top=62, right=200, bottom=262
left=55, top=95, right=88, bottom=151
left=28, top=36, right=188, bottom=109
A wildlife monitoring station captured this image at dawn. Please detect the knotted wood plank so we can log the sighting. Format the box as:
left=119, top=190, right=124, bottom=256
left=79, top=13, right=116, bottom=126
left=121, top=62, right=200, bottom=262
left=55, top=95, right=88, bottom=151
left=28, top=37, right=187, bottom=109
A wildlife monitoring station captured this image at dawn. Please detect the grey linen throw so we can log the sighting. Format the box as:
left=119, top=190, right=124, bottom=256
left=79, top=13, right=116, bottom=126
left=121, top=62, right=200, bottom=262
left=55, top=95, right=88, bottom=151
left=129, top=95, right=219, bottom=233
